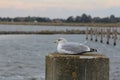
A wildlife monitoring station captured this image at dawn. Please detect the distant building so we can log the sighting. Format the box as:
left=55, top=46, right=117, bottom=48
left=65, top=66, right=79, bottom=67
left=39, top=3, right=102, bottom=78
left=34, top=20, right=38, bottom=23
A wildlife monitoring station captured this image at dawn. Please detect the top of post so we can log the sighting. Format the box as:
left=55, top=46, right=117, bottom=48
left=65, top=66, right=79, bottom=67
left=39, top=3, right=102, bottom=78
left=46, top=52, right=108, bottom=59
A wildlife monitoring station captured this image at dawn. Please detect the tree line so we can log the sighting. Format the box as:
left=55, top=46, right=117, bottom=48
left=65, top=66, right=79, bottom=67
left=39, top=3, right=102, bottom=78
left=0, top=13, right=120, bottom=23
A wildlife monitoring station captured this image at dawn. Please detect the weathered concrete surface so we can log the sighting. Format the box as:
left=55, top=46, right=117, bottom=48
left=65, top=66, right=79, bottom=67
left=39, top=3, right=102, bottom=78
left=46, top=53, right=109, bottom=80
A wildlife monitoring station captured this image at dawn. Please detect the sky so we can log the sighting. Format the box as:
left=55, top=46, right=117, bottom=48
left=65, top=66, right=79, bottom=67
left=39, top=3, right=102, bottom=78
left=0, top=0, right=120, bottom=19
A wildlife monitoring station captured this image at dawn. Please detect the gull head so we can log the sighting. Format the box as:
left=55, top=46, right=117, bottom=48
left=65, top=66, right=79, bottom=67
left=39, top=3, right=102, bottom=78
left=54, top=38, right=67, bottom=44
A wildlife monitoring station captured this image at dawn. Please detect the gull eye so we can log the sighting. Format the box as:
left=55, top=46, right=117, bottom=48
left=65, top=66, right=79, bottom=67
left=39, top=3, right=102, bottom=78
left=58, top=39, right=61, bottom=41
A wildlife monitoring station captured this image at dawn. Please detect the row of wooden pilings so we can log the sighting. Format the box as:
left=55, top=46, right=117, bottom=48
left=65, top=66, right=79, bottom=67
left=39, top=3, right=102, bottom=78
left=85, top=27, right=119, bottom=46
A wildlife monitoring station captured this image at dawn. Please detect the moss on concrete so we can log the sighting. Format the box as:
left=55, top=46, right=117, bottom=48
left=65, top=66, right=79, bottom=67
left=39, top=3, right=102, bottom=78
left=46, top=52, right=109, bottom=80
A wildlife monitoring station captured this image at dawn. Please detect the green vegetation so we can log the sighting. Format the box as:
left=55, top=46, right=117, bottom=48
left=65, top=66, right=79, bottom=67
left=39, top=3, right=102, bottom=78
left=0, top=13, right=120, bottom=27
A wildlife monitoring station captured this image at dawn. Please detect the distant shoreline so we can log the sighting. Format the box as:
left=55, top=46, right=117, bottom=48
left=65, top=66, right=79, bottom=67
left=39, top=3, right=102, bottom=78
left=0, top=22, right=119, bottom=35
left=0, top=22, right=120, bottom=27
left=0, top=30, right=85, bottom=35
left=0, top=30, right=119, bottom=35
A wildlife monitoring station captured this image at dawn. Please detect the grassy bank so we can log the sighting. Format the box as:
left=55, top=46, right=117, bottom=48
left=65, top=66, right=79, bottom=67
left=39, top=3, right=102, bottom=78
left=0, top=30, right=119, bottom=35
left=0, top=30, right=85, bottom=35
left=0, top=22, right=120, bottom=27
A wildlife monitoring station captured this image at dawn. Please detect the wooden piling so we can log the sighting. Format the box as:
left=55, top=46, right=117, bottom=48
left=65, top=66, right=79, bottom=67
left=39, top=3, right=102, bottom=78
left=90, top=28, right=93, bottom=41
left=111, top=28, right=114, bottom=39
left=86, top=27, right=89, bottom=40
left=100, top=28, right=103, bottom=43
left=103, top=27, right=106, bottom=38
left=46, top=53, right=109, bottom=80
left=106, top=28, right=111, bottom=44
left=95, top=28, right=98, bottom=42
left=113, top=29, right=117, bottom=46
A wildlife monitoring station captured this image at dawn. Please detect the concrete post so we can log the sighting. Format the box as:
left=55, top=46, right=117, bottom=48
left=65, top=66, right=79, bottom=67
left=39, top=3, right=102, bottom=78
left=46, top=53, right=109, bottom=80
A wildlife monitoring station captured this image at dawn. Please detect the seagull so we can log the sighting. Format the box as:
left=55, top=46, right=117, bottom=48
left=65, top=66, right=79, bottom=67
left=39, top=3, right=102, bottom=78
left=54, top=38, right=97, bottom=54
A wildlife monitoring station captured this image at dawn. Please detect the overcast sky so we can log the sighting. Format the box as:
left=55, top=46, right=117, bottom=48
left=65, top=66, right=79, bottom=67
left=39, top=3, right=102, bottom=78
left=0, top=0, right=120, bottom=18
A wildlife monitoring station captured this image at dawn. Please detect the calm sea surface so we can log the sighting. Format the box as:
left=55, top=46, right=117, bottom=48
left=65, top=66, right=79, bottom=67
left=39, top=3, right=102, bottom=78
left=0, top=25, right=120, bottom=80
left=0, top=24, right=87, bottom=31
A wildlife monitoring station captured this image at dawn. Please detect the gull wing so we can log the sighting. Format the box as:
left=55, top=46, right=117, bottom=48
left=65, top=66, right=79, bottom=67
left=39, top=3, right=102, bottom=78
left=61, top=42, right=90, bottom=53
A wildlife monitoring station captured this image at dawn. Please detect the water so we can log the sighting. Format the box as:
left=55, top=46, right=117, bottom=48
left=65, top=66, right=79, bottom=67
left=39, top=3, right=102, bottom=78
left=0, top=34, right=120, bottom=80
left=0, top=24, right=87, bottom=31
left=0, top=24, right=120, bottom=36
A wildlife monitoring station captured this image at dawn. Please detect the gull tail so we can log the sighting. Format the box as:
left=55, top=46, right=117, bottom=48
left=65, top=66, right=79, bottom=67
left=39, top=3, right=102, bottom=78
left=90, top=48, right=97, bottom=52
left=74, top=48, right=97, bottom=55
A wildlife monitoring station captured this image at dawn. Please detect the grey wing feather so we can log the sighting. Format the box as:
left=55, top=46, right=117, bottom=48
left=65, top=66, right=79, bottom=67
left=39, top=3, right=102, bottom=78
left=61, top=42, right=90, bottom=53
